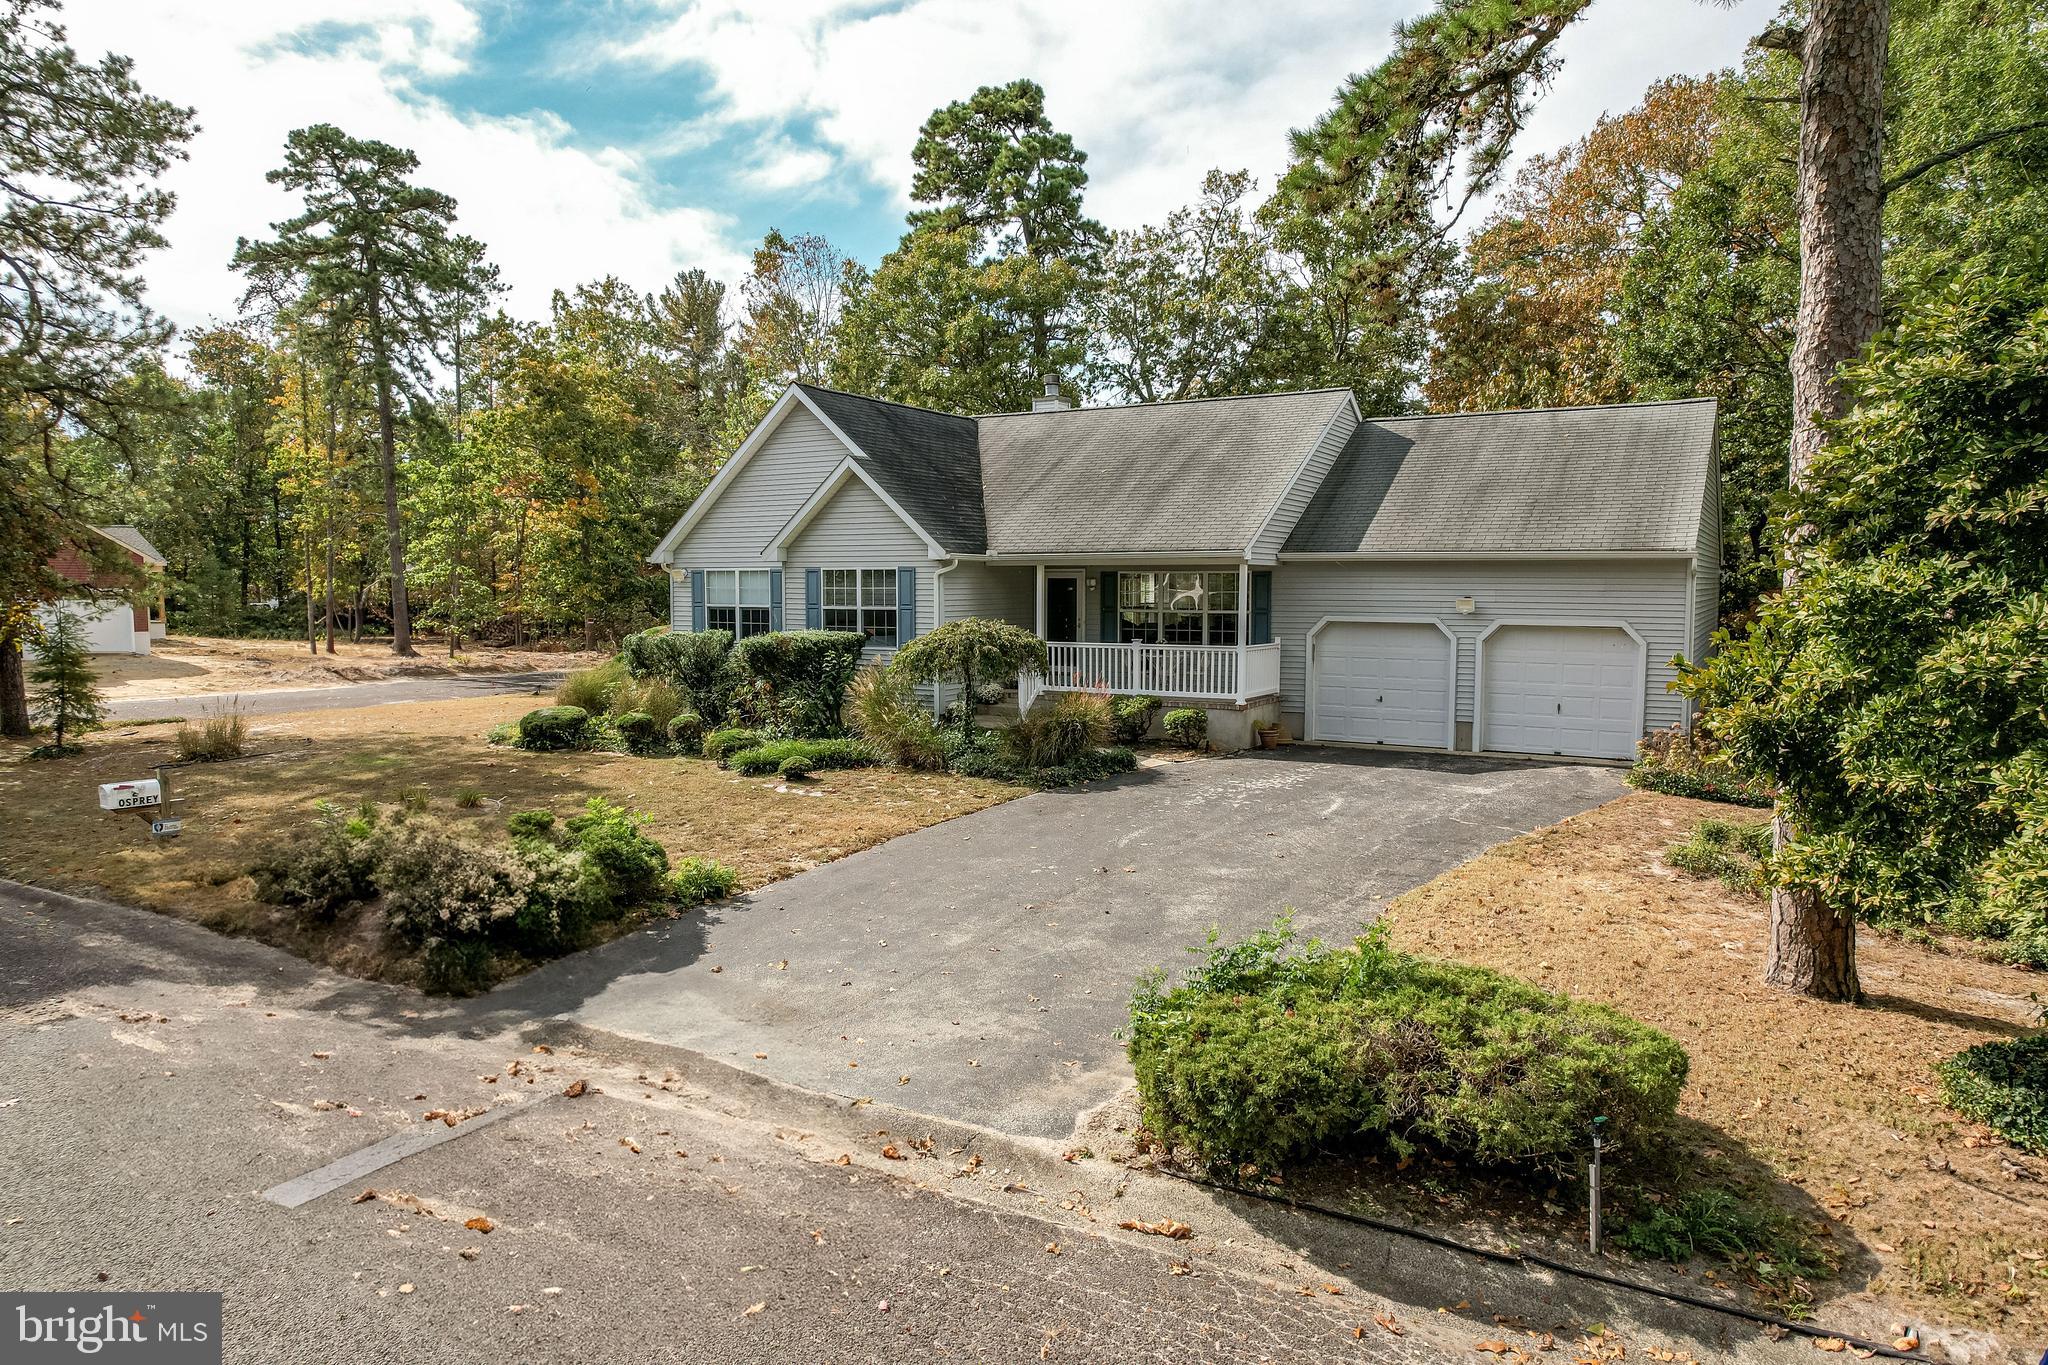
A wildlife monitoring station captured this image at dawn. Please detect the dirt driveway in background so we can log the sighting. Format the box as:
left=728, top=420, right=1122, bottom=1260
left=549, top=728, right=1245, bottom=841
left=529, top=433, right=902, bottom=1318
left=490, top=747, right=1624, bottom=1140
left=93, top=635, right=605, bottom=703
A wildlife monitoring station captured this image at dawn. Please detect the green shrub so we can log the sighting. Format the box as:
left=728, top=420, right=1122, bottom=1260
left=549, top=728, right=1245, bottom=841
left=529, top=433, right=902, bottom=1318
left=454, top=785, right=485, bottom=809
left=609, top=675, right=687, bottom=734
left=1010, top=690, right=1110, bottom=768
left=703, top=726, right=766, bottom=766
left=619, top=627, right=682, bottom=680
left=1937, top=1034, right=2048, bottom=1154
left=1128, top=920, right=1688, bottom=1171
left=398, top=785, right=430, bottom=815
left=729, top=630, right=867, bottom=736
left=612, top=710, right=662, bottom=753
left=1110, top=695, right=1163, bottom=744
left=506, top=808, right=557, bottom=841
left=1021, top=745, right=1139, bottom=788
left=887, top=618, right=1048, bottom=737
left=563, top=797, right=669, bottom=911
left=670, top=856, right=736, bottom=907
left=1666, top=818, right=1772, bottom=895
left=849, top=665, right=948, bottom=769
left=556, top=657, right=628, bottom=713
left=486, top=721, right=517, bottom=746
left=1616, top=1188, right=1831, bottom=1292
left=657, top=629, right=739, bottom=724
left=666, top=711, right=705, bottom=754
left=249, top=825, right=378, bottom=918
left=1627, top=726, right=1775, bottom=807
left=728, top=737, right=875, bottom=777
left=420, top=937, right=494, bottom=995
left=517, top=705, right=591, bottom=751
left=175, top=705, right=249, bottom=763
left=1161, top=707, right=1207, bottom=749
left=777, top=755, right=812, bottom=780
left=377, top=820, right=533, bottom=945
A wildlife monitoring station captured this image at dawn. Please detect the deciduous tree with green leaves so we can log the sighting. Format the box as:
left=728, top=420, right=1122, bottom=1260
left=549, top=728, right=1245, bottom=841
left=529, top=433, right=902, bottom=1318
left=888, top=619, right=1048, bottom=738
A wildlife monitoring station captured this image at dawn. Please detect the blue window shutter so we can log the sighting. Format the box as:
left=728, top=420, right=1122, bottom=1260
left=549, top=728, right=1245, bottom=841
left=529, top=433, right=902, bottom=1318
left=769, top=568, right=784, bottom=632
left=896, top=565, right=918, bottom=642
left=689, top=569, right=706, bottom=632
left=1099, top=571, right=1117, bottom=642
left=804, top=568, right=822, bottom=629
left=1250, top=571, right=1273, bottom=645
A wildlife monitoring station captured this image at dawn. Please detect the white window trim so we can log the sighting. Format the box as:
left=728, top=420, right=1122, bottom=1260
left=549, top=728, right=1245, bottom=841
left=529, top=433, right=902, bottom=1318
left=1114, top=570, right=1242, bottom=647
left=703, top=567, right=776, bottom=639
left=819, top=565, right=901, bottom=649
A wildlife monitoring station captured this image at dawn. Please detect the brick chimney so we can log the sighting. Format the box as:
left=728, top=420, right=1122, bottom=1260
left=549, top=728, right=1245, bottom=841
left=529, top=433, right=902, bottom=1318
left=1030, top=374, right=1073, bottom=412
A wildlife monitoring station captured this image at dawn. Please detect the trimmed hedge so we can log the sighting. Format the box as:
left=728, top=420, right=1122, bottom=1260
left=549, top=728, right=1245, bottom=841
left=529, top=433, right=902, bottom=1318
left=1129, top=921, right=1688, bottom=1170
left=728, top=737, right=876, bottom=777
left=730, top=629, right=866, bottom=736
left=1110, top=694, right=1163, bottom=744
left=1938, top=1034, right=2048, bottom=1154
left=703, top=726, right=766, bottom=765
left=518, top=705, right=591, bottom=751
left=666, top=711, right=705, bottom=753
left=1162, top=707, right=1207, bottom=748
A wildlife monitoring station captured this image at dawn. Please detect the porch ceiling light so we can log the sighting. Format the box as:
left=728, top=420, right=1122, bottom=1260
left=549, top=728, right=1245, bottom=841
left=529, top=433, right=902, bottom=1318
left=1455, top=596, right=1477, bottom=615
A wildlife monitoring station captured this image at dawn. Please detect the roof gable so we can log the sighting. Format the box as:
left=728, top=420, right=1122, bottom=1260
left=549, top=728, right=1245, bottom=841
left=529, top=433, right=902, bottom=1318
left=1282, top=399, right=1718, bottom=557
left=794, top=385, right=985, bottom=553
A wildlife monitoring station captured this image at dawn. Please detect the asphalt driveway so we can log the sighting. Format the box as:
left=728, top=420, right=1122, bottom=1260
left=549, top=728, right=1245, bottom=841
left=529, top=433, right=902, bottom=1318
left=490, top=748, right=1624, bottom=1139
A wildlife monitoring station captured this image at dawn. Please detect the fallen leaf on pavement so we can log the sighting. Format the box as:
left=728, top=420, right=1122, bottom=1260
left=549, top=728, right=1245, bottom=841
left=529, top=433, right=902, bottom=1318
left=562, top=1079, right=587, bottom=1098
left=832, top=1154, right=851, bottom=1166
left=881, top=1144, right=905, bottom=1160
left=397, top=1283, right=414, bottom=1295
left=1812, top=1340, right=1847, bottom=1354
left=1044, top=1243, right=1060, bottom=1255
left=1892, top=1338, right=1919, bottom=1352
left=352, top=1189, right=377, bottom=1204
left=464, top=1216, right=494, bottom=1233
left=619, top=1138, right=641, bottom=1153
left=1373, top=1312, right=1405, bottom=1336
left=1117, top=1218, right=1193, bottom=1240
left=743, top=1302, right=765, bottom=1316
left=311, top=1052, right=331, bottom=1059
left=458, top=1247, right=479, bottom=1261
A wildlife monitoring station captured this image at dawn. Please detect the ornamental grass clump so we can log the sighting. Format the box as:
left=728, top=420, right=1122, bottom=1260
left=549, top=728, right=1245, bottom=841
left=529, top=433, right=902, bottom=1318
left=1128, top=920, right=1688, bottom=1171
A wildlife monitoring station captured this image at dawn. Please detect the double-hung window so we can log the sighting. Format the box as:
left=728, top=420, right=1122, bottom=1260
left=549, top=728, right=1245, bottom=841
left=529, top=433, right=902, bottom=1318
left=1118, top=571, right=1239, bottom=646
left=821, top=568, right=898, bottom=647
left=705, top=569, right=774, bottom=639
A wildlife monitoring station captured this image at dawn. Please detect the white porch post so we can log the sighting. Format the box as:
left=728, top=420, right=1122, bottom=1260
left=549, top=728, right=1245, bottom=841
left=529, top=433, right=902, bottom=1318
left=1035, top=562, right=1047, bottom=638
left=1235, top=561, right=1250, bottom=704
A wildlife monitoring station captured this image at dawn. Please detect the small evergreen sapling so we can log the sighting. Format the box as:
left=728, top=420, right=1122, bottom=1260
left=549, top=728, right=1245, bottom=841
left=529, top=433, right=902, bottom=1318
left=27, top=609, right=106, bottom=757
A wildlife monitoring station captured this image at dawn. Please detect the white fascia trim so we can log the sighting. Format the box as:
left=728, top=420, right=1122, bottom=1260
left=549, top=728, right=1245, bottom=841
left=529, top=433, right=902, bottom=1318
left=1471, top=617, right=1648, bottom=758
left=984, top=552, right=1247, bottom=566
left=766, top=457, right=947, bottom=561
left=1278, top=550, right=1695, bottom=562
left=647, top=385, right=871, bottom=565
left=1244, top=392, right=1358, bottom=559
left=1303, top=615, right=1459, bottom=751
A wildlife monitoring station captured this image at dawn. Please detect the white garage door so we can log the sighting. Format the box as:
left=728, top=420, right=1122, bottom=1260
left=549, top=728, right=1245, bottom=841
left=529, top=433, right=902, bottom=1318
left=1480, top=625, right=1641, bottom=760
left=1311, top=622, right=1452, bottom=748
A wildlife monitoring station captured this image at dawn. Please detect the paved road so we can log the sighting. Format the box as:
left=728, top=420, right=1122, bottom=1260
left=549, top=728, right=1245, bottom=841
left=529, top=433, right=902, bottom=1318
left=104, top=672, right=564, bottom=721
left=0, top=880, right=1485, bottom=1364
left=494, top=748, right=1623, bottom=1140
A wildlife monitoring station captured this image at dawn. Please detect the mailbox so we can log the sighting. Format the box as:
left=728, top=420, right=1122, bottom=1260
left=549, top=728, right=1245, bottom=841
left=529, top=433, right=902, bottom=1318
left=98, top=779, right=163, bottom=811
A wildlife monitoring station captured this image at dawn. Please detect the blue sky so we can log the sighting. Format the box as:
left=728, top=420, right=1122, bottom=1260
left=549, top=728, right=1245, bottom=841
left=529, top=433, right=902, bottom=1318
left=66, top=0, right=1782, bottom=334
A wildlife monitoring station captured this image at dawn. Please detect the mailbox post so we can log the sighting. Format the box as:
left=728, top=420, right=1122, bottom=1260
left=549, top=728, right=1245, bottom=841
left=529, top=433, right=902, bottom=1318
left=99, top=776, right=180, bottom=837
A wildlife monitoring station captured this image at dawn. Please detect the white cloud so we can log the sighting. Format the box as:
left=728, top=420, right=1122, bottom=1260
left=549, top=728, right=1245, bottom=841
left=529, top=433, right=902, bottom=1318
left=606, top=0, right=1780, bottom=233
left=739, top=137, right=842, bottom=195
left=60, top=1, right=750, bottom=336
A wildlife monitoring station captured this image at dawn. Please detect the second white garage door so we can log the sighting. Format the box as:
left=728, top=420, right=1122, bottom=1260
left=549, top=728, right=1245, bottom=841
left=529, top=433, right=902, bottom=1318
left=1311, top=622, right=1452, bottom=748
left=1479, top=625, right=1642, bottom=760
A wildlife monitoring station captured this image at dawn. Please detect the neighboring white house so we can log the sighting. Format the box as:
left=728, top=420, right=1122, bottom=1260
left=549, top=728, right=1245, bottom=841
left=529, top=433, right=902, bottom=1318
left=34, top=525, right=168, bottom=656
left=648, top=380, right=1719, bottom=759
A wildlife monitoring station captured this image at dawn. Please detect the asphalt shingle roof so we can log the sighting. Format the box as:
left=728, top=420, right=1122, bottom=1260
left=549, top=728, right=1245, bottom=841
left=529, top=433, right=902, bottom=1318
left=975, top=389, right=1354, bottom=556
left=795, top=384, right=986, bottom=552
left=95, top=524, right=166, bottom=565
left=1282, top=398, right=1719, bottom=556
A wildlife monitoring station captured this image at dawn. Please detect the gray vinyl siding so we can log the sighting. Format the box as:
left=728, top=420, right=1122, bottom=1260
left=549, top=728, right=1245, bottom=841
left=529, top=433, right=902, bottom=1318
left=668, top=572, right=687, bottom=631
left=1270, top=560, right=1693, bottom=738
left=779, top=476, right=938, bottom=660
left=1247, top=404, right=1357, bottom=563
left=939, top=560, right=1035, bottom=628
left=666, top=404, right=847, bottom=569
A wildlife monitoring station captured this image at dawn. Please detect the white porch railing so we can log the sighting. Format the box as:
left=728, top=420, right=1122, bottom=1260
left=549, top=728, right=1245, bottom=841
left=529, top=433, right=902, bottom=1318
left=1020, top=641, right=1282, bottom=710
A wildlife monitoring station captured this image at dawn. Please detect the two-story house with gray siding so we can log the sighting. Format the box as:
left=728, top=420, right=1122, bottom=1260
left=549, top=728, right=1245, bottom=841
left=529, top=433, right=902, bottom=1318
left=648, top=378, right=1719, bottom=760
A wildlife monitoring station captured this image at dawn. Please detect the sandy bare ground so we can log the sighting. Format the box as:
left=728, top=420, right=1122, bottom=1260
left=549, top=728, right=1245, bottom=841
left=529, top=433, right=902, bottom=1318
left=93, top=635, right=607, bottom=701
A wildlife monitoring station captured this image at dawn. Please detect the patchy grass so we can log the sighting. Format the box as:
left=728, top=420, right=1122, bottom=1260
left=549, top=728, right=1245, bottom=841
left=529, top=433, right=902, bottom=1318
left=1386, top=792, right=2048, bottom=1343
left=0, top=694, right=1024, bottom=988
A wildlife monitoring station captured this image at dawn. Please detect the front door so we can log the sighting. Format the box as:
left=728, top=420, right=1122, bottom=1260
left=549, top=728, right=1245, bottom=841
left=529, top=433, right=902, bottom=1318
left=1046, top=577, right=1079, bottom=642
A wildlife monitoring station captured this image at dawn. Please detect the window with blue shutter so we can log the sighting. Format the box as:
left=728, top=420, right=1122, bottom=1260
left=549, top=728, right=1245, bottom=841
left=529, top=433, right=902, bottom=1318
left=769, top=568, right=784, bottom=632
left=689, top=569, right=706, bottom=632
left=1098, top=571, right=1117, bottom=643
left=804, top=568, right=822, bottom=629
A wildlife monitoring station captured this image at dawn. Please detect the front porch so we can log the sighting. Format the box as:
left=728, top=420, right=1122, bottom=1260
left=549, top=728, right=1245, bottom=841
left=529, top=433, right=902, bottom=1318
left=1014, top=565, right=1280, bottom=743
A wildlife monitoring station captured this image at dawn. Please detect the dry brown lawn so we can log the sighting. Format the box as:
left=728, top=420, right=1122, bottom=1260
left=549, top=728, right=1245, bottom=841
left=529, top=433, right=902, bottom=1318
left=1387, top=791, right=2047, bottom=1348
left=0, top=694, right=1021, bottom=984
left=93, top=634, right=605, bottom=702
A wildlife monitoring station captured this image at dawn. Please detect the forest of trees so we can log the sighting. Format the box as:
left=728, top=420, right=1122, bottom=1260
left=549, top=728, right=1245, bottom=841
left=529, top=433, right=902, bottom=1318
left=5, top=0, right=2042, bottom=658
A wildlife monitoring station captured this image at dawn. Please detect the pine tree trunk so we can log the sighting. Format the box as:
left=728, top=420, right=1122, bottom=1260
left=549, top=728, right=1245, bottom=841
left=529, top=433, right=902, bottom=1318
left=1765, top=0, right=1888, bottom=1004
left=0, top=637, right=27, bottom=738
left=368, top=296, right=416, bottom=657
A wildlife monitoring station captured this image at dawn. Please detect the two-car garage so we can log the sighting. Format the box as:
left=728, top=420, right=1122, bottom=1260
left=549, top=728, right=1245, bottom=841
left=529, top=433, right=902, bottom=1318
left=1307, top=619, right=1646, bottom=761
